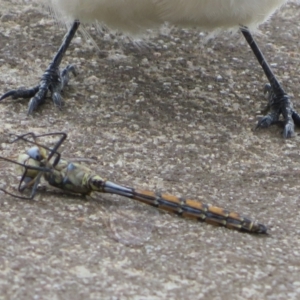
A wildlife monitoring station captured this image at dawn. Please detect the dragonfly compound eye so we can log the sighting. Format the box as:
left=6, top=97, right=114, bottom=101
left=27, top=146, right=42, bottom=161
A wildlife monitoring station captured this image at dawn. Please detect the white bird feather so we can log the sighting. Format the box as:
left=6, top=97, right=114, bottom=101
left=49, top=0, right=287, bottom=33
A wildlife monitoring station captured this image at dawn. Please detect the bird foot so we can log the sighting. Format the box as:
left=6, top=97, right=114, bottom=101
left=256, top=84, right=300, bottom=138
left=1, top=20, right=80, bottom=114
left=0, top=64, right=76, bottom=114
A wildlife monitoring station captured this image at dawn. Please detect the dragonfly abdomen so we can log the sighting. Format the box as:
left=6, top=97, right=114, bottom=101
left=132, top=189, right=267, bottom=234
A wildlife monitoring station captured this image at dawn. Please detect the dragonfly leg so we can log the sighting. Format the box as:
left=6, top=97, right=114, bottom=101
left=0, top=21, right=80, bottom=114
left=0, top=155, right=52, bottom=200
left=10, top=132, right=67, bottom=166
left=1, top=131, right=69, bottom=200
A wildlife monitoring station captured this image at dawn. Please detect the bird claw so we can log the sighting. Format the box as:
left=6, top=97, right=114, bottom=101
left=256, top=114, right=277, bottom=129
left=1, top=20, right=80, bottom=114
left=256, top=84, right=297, bottom=138
left=283, top=122, right=295, bottom=138
left=1, top=64, right=76, bottom=115
left=0, top=86, right=39, bottom=101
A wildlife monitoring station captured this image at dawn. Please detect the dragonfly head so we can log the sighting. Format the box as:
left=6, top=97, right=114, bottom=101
left=27, top=146, right=43, bottom=161
left=16, top=153, right=41, bottom=179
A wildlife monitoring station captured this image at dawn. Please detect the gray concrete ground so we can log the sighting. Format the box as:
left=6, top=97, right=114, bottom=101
left=1, top=1, right=300, bottom=299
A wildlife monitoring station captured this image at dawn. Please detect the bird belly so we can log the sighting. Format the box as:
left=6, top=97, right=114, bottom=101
left=49, top=0, right=287, bottom=33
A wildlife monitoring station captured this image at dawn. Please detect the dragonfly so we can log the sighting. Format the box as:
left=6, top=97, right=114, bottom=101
left=0, top=132, right=268, bottom=234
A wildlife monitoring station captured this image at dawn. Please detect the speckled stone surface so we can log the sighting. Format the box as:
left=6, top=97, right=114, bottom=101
left=1, top=1, right=300, bottom=299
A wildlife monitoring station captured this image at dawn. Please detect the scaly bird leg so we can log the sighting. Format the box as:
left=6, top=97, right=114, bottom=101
left=240, top=27, right=300, bottom=138
left=0, top=20, right=80, bottom=114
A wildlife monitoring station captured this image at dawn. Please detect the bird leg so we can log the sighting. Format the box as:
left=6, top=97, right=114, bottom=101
left=240, top=26, right=300, bottom=138
left=0, top=20, right=80, bottom=114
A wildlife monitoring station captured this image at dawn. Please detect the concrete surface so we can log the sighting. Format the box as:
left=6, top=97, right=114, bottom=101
left=0, top=1, right=300, bottom=299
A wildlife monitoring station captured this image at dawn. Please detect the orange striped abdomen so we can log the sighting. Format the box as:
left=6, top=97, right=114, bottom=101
left=133, top=189, right=267, bottom=234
